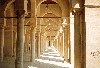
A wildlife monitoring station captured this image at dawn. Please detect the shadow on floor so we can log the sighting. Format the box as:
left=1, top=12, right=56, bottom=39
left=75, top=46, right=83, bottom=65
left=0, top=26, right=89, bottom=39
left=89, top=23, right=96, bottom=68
left=0, top=46, right=72, bottom=68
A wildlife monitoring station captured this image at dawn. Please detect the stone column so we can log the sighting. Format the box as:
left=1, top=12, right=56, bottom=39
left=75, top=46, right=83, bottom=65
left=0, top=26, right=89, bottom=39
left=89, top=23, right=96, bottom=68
left=74, top=9, right=81, bottom=68
left=58, top=34, right=62, bottom=55
left=64, top=26, right=68, bottom=62
left=56, top=38, right=58, bottom=51
left=15, top=10, right=25, bottom=68
left=50, top=35, right=51, bottom=46
left=24, top=33, right=28, bottom=52
left=54, top=39, right=57, bottom=50
left=43, top=34, right=46, bottom=51
left=14, top=31, right=17, bottom=57
left=62, top=32, right=64, bottom=57
left=53, top=41, right=55, bottom=47
left=58, top=36, right=60, bottom=53
left=0, top=26, right=4, bottom=62
left=60, top=33, right=63, bottom=57
left=40, top=35, right=43, bottom=53
left=42, top=36, right=45, bottom=52
left=37, top=32, right=40, bottom=57
left=31, top=28, right=36, bottom=62
left=80, top=7, right=86, bottom=68
left=11, top=18, right=14, bottom=56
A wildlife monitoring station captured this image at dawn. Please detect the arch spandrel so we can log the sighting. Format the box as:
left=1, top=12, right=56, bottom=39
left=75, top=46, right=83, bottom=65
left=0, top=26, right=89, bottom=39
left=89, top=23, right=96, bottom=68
left=36, top=0, right=70, bottom=17
left=37, top=4, right=62, bottom=17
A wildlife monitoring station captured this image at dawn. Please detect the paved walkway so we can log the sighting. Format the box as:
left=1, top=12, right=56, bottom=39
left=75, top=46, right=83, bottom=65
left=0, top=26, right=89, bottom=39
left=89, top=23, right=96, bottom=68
left=28, top=46, right=72, bottom=68
left=0, top=46, right=73, bottom=68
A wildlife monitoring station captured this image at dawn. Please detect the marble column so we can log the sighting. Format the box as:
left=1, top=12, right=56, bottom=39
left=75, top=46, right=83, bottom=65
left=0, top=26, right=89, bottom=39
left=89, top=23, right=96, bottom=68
left=37, top=32, right=40, bottom=57
left=54, top=40, right=56, bottom=49
left=0, top=26, right=4, bottom=62
left=64, top=26, right=68, bottom=62
left=31, top=28, right=36, bottom=62
left=15, top=10, right=25, bottom=68
left=62, top=32, right=64, bottom=57
left=50, top=35, right=51, bottom=46
left=43, top=35, right=46, bottom=51
left=40, top=35, right=43, bottom=53
left=11, top=18, right=14, bottom=56
left=42, top=36, right=45, bottom=52
left=56, top=38, right=58, bottom=51
left=60, top=33, right=63, bottom=57
left=80, top=7, right=86, bottom=68
left=74, top=9, right=81, bottom=68
left=24, top=34, right=28, bottom=52
left=58, top=36, right=60, bottom=53
left=54, top=39, right=57, bottom=50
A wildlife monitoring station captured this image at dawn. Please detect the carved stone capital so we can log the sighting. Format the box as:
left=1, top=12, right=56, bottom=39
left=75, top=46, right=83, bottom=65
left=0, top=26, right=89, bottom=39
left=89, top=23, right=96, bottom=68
left=72, top=9, right=82, bottom=15
left=0, top=25, right=4, bottom=29
left=16, top=10, right=25, bottom=17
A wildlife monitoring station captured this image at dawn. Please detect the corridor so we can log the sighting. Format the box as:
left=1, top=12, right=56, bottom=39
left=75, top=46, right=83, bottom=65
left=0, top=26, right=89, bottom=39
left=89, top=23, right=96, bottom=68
left=0, top=46, right=72, bottom=68
left=0, top=0, right=100, bottom=68
left=28, top=46, right=72, bottom=68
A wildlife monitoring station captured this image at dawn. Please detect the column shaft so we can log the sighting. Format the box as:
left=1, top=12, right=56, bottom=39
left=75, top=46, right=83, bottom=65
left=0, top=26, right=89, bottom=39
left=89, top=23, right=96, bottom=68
left=37, top=32, right=40, bottom=57
left=62, top=32, right=64, bottom=57
left=64, top=26, right=68, bottom=62
left=60, top=33, right=63, bottom=57
left=1, top=27, right=4, bottom=62
left=11, top=19, right=14, bottom=56
left=24, top=34, right=28, bottom=52
left=68, top=25, right=70, bottom=63
left=50, top=36, right=51, bottom=46
left=31, top=29, right=35, bottom=62
left=74, top=10, right=81, bottom=68
left=56, top=39, right=58, bottom=51
left=58, top=36, right=60, bottom=53
left=15, top=10, right=25, bottom=68
left=80, top=8, right=86, bottom=68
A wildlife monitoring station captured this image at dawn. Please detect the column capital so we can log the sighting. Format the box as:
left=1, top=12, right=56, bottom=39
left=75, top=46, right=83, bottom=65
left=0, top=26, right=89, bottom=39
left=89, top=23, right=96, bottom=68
left=0, top=25, right=4, bottom=29
left=16, top=10, right=26, bottom=17
left=72, top=9, right=82, bottom=15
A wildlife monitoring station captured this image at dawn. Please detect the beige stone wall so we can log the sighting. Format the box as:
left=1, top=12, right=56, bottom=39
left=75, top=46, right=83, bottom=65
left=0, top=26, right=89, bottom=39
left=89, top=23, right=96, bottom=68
left=85, top=7, right=100, bottom=68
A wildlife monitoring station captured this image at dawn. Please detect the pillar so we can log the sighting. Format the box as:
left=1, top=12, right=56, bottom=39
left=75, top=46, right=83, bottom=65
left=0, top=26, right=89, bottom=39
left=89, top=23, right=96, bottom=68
left=15, top=10, right=25, bottom=68
left=24, top=33, right=28, bottom=52
left=60, top=33, right=63, bottom=57
left=74, top=9, right=81, bottom=68
left=80, top=1, right=86, bottom=67
left=31, top=28, right=36, bottom=62
left=43, top=34, right=46, bottom=51
left=13, top=31, right=17, bottom=57
left=56, top=38, right=58, bottom=51
left=64, top=26, right=69, bottom=62
left=80, top=6, right=86, bottom=68
left=50, top=35, right=51, bottom=46
left=62, top=32, right=64, bottom=57
left=0, top=26, right=4, bottom=62
left=40, top=35, right=43, bottom=53
left=37, top=32, right=40, bottom=57
left=42, top=36, right=45, bottom=52
left=58, top=35, right=60, bottom=53
left=11, top=18, right=14, bottom=56
left=54, top=39, right=58, bottom=51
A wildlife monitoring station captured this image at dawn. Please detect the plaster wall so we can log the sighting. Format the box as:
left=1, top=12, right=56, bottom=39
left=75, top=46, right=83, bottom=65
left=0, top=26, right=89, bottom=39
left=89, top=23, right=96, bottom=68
left=85, top=7, right=100, bottom=68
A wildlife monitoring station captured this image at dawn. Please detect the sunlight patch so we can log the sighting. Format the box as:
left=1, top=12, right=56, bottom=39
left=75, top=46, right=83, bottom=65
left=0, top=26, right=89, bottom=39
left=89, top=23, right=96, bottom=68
left=40, top=55, right=64, bottom=60
left=28, top=66, right=37, bottom=68
left=35, top=59, right=72, bottom=68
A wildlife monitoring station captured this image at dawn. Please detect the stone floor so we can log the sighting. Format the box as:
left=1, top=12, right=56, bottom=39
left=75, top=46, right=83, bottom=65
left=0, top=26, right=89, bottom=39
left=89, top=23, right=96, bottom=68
left=0, top=46, right=73, bottom=68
